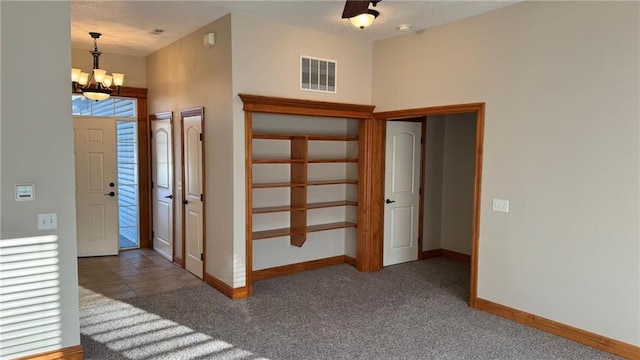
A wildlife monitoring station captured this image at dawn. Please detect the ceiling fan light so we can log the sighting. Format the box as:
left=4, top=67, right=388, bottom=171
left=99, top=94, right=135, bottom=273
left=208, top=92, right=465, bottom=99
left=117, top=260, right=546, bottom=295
left=349, top=9, right=379, bottom=29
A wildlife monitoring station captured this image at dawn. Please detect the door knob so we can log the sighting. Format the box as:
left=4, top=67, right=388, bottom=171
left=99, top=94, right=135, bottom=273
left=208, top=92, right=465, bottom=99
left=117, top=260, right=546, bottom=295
left=385, top=199, right=395, bottom=204
left=164, top=194, right=174, bottom=199
left=104, top=191, right=116, bottom=197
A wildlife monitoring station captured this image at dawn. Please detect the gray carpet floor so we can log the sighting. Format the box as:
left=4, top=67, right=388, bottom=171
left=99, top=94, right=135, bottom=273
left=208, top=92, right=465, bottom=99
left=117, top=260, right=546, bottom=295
left=80, top=258, right=620, bottom=359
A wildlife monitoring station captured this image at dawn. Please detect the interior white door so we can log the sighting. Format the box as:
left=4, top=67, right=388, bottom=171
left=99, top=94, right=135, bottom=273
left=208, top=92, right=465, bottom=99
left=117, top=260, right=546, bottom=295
left=383, top=121, right=422, bottom=266
left=183, top=113, right=204, bottom=278
left=151, top=116, right=174, bottom=261
left=74, top=117, right=119, bottom=257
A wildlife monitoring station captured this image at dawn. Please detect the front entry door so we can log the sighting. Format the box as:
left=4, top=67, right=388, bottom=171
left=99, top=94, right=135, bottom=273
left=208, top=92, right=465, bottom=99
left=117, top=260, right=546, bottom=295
left=74, top=117, right=119, bottom=256
left=151, top=113, right=174, bottom=261
left=383, top=121, right=422, bottom=266
left=182, top=109, right=204, bottom=279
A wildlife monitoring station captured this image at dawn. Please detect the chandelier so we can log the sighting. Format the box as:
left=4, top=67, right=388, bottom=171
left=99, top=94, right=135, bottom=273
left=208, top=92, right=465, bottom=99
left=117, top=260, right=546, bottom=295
left=71, top=32, right=124, bottom=101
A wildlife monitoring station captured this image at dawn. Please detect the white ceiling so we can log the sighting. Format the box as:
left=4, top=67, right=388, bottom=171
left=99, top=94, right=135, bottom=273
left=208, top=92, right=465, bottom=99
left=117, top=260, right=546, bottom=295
left=71, top=0, right=520, bottom=57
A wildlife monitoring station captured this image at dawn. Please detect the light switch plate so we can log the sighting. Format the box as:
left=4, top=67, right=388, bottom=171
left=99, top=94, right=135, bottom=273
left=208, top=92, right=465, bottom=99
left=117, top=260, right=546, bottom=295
left=38, top=213, right=58, bottom=230
left=492, top=199, right=509, bottom=213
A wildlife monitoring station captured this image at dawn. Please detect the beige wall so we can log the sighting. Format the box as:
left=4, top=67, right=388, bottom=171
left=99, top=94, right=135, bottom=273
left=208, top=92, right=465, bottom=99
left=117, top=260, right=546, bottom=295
left=1, top=1, right=81, bottom=357
left=374, top=1, right=639, bottom=346
left=146, top=15, right=234, bottom=284
left=72, top=48, right=146, bottom=88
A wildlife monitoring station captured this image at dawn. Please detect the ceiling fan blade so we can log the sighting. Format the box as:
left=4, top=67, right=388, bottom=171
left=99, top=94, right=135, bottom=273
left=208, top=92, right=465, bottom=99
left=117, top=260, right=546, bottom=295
left=342, top=0, right=370, bottom=18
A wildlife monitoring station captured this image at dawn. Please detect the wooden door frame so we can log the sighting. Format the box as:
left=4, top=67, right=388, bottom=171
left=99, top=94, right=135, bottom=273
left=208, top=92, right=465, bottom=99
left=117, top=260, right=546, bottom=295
left=374, top=103, right=485, bottom=308
left=149, top=111, right=176, bottom=263
left=180, top=107, right=206, bottom=272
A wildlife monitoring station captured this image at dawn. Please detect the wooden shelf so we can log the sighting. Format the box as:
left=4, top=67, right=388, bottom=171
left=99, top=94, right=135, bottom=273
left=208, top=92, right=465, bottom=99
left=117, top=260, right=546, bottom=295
left=307, top=179, right=358, bottom=186
left=253, top=159, right=306, bottom=164
left=253, top=200, right=357, bottom=214
left=308, top=135, right=358, bottom=141
left=253, top=133, right=358, bottom=141
left=252, top=221, right=357, bottom=240
left=306, top=200, right=357, bottom=209
left=307, top=158, right=358, bottom=163
left=253, top=182, right=305, bottom=188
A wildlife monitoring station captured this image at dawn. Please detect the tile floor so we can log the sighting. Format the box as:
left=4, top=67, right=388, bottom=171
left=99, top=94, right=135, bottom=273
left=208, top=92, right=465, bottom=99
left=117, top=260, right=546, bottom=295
left=77, top=249, right=204, bottom=306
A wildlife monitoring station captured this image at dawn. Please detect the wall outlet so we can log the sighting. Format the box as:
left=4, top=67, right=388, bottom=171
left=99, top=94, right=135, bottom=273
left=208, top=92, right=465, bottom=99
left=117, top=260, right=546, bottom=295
left=38, top=213, right=58, bottom=230
left=492, top=199, right=509, bottom=213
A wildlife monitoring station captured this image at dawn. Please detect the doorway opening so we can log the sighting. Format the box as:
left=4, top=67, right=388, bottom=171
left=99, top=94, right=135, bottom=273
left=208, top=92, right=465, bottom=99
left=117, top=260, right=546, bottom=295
left=375, top=103, right=484, bottom=307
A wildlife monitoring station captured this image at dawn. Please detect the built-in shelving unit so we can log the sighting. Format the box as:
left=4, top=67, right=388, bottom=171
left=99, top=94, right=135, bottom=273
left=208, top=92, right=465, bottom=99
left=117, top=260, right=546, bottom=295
left=251, top=133, right=358, bottom=247
left=240, top=93, right=376, bottom=295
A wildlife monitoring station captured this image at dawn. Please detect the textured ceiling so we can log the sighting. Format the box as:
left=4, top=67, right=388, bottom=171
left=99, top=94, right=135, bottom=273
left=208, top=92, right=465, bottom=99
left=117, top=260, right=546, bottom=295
left=71, top=0, right=520, bottom=57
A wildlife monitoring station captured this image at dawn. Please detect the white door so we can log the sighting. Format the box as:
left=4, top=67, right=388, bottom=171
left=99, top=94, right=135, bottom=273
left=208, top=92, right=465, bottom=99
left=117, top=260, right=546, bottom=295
left=183, top=113, right=204, bottom=278
left=383, top=121, right=422, bottom=266
left=74, top=117, right=119, bottom=257
left=151, top=116, right=174, bottom=261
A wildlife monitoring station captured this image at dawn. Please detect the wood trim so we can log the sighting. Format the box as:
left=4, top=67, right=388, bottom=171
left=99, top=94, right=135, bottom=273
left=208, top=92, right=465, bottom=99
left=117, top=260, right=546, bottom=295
left=252, top=255, right=346, bottom=281
left=469, top=106, right=484, bottom=308
left=374, top=102, right=485, bottom=120
left=356, top=117, right=385, bottom=272
left=239, top=94, right=375, bottom=119
left=373, top=103, right=485, bottom=308
left=440, top=249, right=471, bottom=262
left=422, top=249, right=442, bottom=259
left=173, top=256, right=184, bottom=267
left=474, top=298, right=640, bottom=359
left=149, top=111, right=175, bottom=261
left=244, top=111, right=254, bottom=297
left=15, top=345, right=83, bottom=360
left=204, top=272, right=250, bottom=299
left=344, top=255, right=357, bottom=266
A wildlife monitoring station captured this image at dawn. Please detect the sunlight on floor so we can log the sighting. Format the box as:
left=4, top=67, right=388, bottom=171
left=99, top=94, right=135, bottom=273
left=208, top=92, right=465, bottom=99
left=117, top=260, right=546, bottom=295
left=80, top=289, right=270, bottom=360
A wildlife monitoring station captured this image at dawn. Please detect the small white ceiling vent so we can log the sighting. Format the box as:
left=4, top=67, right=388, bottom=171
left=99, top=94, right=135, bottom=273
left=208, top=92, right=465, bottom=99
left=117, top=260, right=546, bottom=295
left=300, top=55, right=337, bottom=94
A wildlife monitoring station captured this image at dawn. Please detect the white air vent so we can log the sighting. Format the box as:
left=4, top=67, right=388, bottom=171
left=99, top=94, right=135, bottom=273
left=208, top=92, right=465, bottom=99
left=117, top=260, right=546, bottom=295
left=300, top=56, right=337, bottom=93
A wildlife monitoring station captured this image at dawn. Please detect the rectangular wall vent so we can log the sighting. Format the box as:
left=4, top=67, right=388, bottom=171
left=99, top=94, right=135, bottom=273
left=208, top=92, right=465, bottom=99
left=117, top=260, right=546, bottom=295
left=300, top=55, right=337, bottom=93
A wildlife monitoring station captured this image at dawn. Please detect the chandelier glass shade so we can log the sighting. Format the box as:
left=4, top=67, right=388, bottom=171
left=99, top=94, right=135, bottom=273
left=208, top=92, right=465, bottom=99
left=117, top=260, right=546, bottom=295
left=72, top=32, right=124, bottom=101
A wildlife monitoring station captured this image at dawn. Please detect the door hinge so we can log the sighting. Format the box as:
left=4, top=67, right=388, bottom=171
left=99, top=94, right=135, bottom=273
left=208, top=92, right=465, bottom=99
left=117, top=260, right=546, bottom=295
left=200, top=253, right=204, bottom=261
left=418, top=237, right=421, bottom=244
left=199, top=133, right=203, bottom=141
left=419, top=187, right=422, bottom=195
left=151, top=181, right=154, bottom=189
left=150, top=130, right=153, bottom=138
left=200, top=194, right=204, bottom=202
left=152, top=230, right=155, bottom=238
left=420, top=136, right=423, bottom=144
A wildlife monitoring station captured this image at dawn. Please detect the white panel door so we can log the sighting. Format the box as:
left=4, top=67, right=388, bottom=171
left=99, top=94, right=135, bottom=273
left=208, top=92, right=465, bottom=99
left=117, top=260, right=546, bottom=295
left=74, top=117, right=119, bottom=257
left=183, top=114, right=204, bottom=278
left=383, top=121, right=422, bottom=266
left=152, top=117, right=174, bottom=261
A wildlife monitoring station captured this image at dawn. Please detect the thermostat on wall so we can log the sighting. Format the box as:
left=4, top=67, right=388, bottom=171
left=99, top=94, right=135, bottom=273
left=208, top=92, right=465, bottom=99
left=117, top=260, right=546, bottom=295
left=15, top=184, right=35, bottom=201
